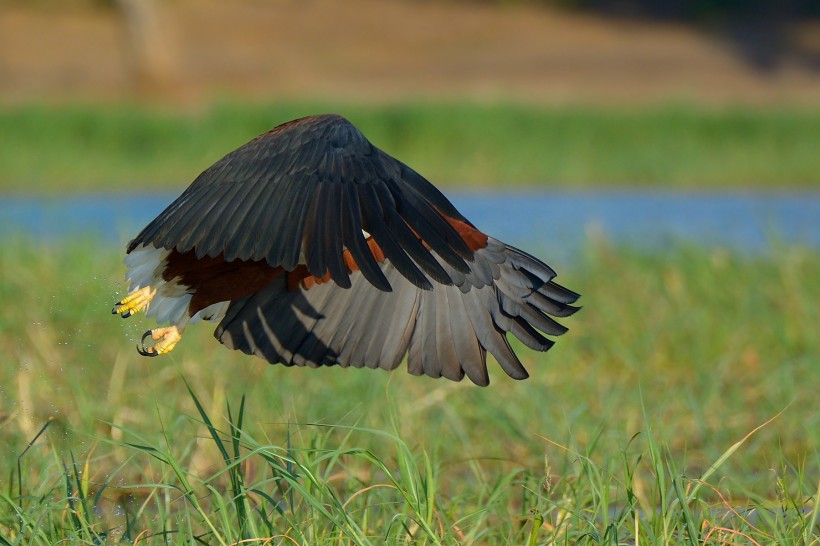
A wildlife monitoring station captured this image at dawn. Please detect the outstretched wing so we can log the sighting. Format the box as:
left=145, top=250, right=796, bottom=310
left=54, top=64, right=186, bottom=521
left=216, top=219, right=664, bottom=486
left=125, top=113, right=581, bottom=383
left=128, top=114, right=482, bottom=292
left=214, top=238, right=580, bottom=386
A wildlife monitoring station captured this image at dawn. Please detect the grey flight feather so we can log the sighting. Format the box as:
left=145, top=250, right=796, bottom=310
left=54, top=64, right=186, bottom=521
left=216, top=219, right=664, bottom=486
left=214, top=238, right=579, bottom=386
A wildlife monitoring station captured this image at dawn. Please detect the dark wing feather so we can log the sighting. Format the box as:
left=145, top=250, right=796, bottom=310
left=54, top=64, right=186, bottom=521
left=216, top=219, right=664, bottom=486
left=388, top=180, right=472, bottom=269
left=214, top=238, right=580, bottom=386
left=128, top=114, right=473, bottom=291
left=316, top=181, right=349, bottom=287
left=356, top=182, right=432, bottom=290
left=340, top=182, right=391, bottom=290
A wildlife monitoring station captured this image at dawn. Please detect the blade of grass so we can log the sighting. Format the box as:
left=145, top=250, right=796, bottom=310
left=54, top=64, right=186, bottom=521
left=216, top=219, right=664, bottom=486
left=672, top=474, right=699, bottom=546
left=804, top=473, right=820, bottom=543
left=16, top=418, right=52, bottom=510
left=688, top=407, right=788, bottom=502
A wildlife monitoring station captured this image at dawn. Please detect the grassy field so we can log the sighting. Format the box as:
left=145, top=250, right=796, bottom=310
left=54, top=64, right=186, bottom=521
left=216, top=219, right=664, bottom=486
left=2, top=101, right=820, bottom=193
left=0, top=236, right=818, bottom=544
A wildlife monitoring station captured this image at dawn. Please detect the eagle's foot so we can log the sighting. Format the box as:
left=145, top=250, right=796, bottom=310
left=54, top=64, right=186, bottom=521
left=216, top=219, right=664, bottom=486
left=137, top=326, right=183, bottom=357
left=113, top=286, right=156, bottom=318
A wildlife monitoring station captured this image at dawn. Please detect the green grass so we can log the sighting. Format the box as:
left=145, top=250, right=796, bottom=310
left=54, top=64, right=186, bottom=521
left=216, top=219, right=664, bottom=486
left=0, top=236, right=818, bottom=544
left=1, top=101, right=819, bottom=193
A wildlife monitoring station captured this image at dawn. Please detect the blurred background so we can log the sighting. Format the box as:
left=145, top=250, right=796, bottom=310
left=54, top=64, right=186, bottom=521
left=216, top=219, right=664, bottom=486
left=1, top=0, right=819, bottom=105
left=1, top=2, right=819, bottom=542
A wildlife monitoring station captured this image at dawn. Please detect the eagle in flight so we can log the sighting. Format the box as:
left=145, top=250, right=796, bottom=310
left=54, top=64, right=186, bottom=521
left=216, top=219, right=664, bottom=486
left=113, top=114, right=579, bottom=386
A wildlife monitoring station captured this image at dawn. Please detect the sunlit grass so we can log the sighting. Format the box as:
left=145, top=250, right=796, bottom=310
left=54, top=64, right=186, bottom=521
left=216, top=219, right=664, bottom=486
left=0, top=237, right=818, bottom=543
left=1, top=101, right=819, bottom=193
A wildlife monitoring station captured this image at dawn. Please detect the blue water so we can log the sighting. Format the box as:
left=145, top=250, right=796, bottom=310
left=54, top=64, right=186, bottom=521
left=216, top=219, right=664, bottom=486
left=1, top=191, right=818, bottom=260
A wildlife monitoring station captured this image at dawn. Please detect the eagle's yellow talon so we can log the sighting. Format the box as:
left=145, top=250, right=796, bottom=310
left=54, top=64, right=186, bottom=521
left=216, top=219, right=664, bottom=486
left=137, top=326, right=183, bottom=357
left=113, top=286, right=156, bottom=317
